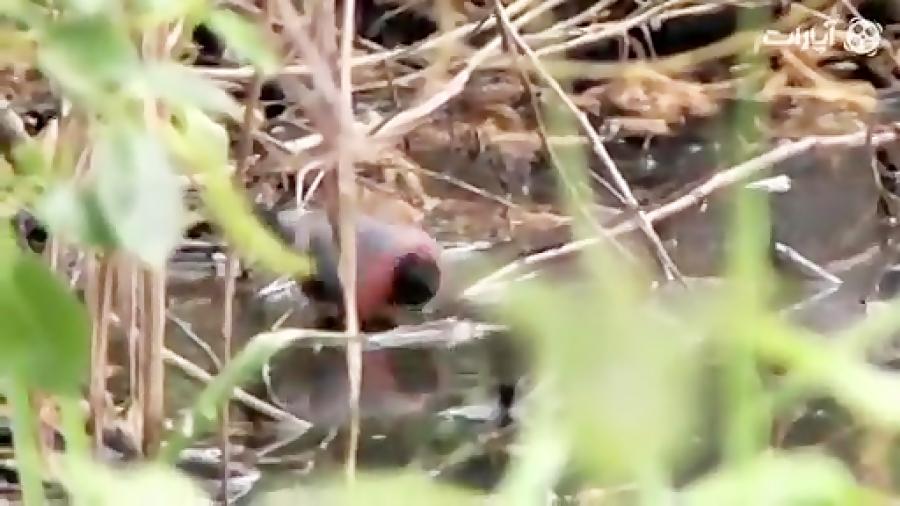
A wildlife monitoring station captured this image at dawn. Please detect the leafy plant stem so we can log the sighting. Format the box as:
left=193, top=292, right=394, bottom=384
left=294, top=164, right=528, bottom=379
left=159, top=330, right=297, bottom=463
left=637, top=468, right=670, bottom=506
left=7, top=380, right=46, bottom=506
left=58, top=396, right=89, bottom=458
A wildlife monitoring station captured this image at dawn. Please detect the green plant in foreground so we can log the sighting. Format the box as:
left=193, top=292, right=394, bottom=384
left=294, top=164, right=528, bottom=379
left=0, top=1, right=309, bottom=504
left=487, top=186, right=900, bottom=505
left=461, top=87, right=900, bottom=504
left=3, top=0, right=309, bottom=276
left=4, top=2, right=900, bottom=505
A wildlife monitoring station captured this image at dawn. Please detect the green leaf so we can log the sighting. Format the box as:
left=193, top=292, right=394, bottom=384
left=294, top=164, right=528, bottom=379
left=38, top=182, right=118, bottom=250
left=682, top=451, right=870, bottom=505
left=161, top=329, right=310, bottom=461
left=142, top=62, right=241, bottom=120
left=167, top=106, right=230, bottom=170
left=202, top=170, right=311, bottom=277
left=37, top=15, right=138, bottom=105
left=496, top=419, right=568, bottom=505
left=132, top=0, right=205, bottom=25
left=61, top=0, right=114, bottom=16
left=258, top=472, right=479, bottom=506
left=59, top=458, right=208, bottom=506
left=0, top=248, right=90, bottom=394
left=164, top=110, right=310, bottom=277
left=12, top=141, right=51, bottom=177
left=815, top=354, right=900, bottom=429
left=206, top=9, right=278, bottom=74
left=2, top=0, right=45, bottom=23
left=41, top=125, right=187, bottom=266
left=92, top=126, right=185, bottom=268
left=498, top=259, right=700, bottom=481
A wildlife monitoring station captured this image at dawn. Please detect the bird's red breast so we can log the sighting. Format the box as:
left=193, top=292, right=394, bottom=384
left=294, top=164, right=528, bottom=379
left=271, top=207, right=441, bottom=327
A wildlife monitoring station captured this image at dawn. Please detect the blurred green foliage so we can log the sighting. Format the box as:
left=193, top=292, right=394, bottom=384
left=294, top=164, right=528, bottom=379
left=0, top=226, right=88, bottom=394
left=2, top=1, right=900, bottom=505
left=3, top=0, right=310, bottom=277
left=41, top=125, right=184, bottom=267
left=1, top=1, right=307, bottom=504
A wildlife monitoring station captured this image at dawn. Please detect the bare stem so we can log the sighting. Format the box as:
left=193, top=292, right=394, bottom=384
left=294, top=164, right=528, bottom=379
left=492, top=0, right=683, bottom=283
left=338, top=0, right=362, bottom=483
left=464, top=129, right=900, bottom=298
left=218, top=255, right=238, bottom=505
left=88, top=256, right=114, bottom=453
left=140, top=269, right=166, bottom=457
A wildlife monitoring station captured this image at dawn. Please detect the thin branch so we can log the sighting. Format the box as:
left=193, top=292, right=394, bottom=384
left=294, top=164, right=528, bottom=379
left=140, top=269, right=167, bottom=457
left=167, top=310, right=223, bottom=371
left=88, top=257, right=114, bottom=453
left=281, top=0, right=569, bottom=156
left=774, top=242, right=843, bottom=286
left=412, top=164, right=523, bottom=209
left=491, top=0, right=636, bottom=263
left=218, top=45, right=263, bottom=502
left=162, top=348, right=312, bottom=432
left=492, top=0, right=684, bottom=283
left=463, top=129, right=900, bottom=299
left=338, top=0, right=362, bottom=483
left=218, top=255, right=239, bottom=504
left=538, top=0, right=618, bottom=35
left=192, top=0, right=539, bottom=81
left=534, top=0, right=690, bottom=57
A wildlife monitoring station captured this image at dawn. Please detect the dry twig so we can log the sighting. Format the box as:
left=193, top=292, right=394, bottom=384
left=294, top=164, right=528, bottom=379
left=492, top=0, right=684, bottom=283
left=162, top=348, right=312, bottom=432
left=337, top=0, right=363, bottom=482
left=464, top=128, right=900, bottom=299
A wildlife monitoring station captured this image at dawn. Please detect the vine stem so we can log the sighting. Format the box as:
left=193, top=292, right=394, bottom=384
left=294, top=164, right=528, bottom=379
left=7, top=380, right=46, bottom=506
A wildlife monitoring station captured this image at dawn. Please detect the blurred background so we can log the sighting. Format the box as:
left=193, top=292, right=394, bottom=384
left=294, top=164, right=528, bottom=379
left=4, top=0, right=900, bottom=504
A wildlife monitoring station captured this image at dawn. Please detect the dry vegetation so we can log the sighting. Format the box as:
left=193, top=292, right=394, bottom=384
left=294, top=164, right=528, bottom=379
left=4, top=0, right=900, bottom=504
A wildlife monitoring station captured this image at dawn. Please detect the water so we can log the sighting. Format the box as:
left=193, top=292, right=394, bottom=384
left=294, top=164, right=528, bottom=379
left=149, top=112, right=900, bottom=499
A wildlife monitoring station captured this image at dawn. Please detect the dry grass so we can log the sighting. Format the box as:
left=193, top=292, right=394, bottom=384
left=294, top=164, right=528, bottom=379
left=4, top=0, right=900, bottom=502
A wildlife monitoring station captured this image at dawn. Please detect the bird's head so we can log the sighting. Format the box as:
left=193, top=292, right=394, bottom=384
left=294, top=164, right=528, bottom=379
left=389, top=250, right=441, bottom=307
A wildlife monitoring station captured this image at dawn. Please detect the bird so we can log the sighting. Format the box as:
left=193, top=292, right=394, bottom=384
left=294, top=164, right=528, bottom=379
left=248, top=203, right=447, bottom=429
left=258, top=204, right=442, bottom=330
